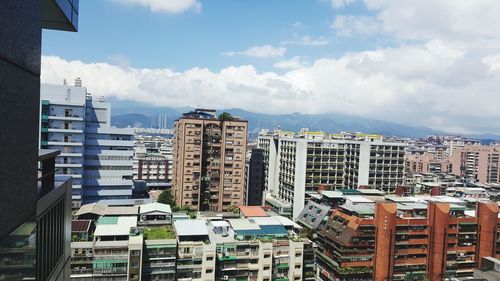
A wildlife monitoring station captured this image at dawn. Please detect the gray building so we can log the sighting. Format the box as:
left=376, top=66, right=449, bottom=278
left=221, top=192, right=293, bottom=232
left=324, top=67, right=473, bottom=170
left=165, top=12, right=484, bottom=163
left=0, top=1, right=78, bottom=280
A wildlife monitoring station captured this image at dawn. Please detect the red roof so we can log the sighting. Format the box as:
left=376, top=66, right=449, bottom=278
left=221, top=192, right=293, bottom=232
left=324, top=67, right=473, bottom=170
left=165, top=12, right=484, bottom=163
left=71, top=220, right=92, bottom=233
left=238, top=206, right=269, bottom=218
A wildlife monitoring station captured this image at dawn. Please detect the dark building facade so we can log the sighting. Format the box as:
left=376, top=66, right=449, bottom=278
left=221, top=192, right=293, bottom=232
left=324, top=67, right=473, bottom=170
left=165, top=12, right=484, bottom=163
left=0, top=1, right=78, bottom=280
left=245, top=148, right=265, bottom=206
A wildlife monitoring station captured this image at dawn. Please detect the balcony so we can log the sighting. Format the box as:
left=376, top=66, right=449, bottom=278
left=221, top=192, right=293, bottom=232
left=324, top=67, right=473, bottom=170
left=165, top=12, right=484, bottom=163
left=48, top=114, right=84, bottom=121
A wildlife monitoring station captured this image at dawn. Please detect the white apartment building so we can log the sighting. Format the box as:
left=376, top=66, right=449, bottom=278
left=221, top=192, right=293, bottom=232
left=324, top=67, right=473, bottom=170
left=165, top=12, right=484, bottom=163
left=41, top=81, right=135, bottom=207
left=258, top=131, right=406, bottom=218
left=41, top=83, right=87, bottom=208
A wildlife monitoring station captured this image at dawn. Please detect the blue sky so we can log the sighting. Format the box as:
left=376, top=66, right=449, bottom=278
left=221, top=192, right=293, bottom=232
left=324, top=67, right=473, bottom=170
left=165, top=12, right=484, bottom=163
left=41, top=0, right=500, bottom=134
left=43, top=0, right=384, bottom=71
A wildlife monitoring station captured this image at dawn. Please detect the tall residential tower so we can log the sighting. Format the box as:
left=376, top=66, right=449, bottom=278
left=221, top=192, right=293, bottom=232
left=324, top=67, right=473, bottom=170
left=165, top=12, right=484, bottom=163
left=173, top=109, right=248, bottom=211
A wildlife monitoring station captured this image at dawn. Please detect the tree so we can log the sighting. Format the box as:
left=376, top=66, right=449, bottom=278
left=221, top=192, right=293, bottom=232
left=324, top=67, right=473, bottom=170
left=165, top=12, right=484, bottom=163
left=157, top=189, right=176, bottom=207
left=218, top=112, right=234, bottom=121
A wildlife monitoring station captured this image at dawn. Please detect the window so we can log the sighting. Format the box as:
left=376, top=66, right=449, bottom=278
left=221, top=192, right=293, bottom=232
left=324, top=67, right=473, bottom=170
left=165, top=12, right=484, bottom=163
left=206, top=269, right=213, bottom=273
left=207, top=256, right=214, bottom=261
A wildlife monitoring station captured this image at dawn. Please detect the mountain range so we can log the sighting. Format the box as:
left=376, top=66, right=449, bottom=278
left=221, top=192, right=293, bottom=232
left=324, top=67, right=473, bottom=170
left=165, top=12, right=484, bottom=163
left=108, top=98, right=500, bottom=141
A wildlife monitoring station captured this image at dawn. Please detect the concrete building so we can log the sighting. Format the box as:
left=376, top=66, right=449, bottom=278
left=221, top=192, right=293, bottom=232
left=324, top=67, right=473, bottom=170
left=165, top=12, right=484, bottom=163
left=0, top=1, right=78, bottom=280
left=245, top=148, right=266, bottom=206
left=173, top=109, right=248, bottom=211
left=40, top=83, right=86, bottom=208
left=298, top=192, right=500, bottom=281
left=405, top=152, right=453, bottom=174
left=133, top=135, right=174, bottom=190
left=41, top=83, right=135, bottom=207
left=69, top=202, right=310, bottom=281
left=451, top=144, right=500, bottom=184
left=258, top=130, right=406, bottom=218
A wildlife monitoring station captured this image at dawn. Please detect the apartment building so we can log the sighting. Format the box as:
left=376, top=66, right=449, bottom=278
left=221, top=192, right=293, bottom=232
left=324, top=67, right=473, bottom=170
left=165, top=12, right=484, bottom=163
left=41, top=83, right=86, bottom=208
left=298, top=193, right=499, bottom=281
left=451, top=145, right=500, bottom=184
left=69, top=202, right=310, bottom=281
left=41, top=82, right=135, bottom=207
left=405, top=152, right=453, bottom=174
left=258, top=130, right=405, bottom=218
left=173, top=109, right=248, bottom=211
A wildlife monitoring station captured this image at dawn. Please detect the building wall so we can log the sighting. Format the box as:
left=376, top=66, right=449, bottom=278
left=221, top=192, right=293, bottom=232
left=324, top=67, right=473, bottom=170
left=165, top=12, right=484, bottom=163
left=173, top=116, right=248, bottom=211
left=451, top=145, right=500, bottom=183
left=373, top=203, right=397, bottom=281
left=246, top=148, right=266, bottom=206
left=0, top=0, right=43, bottom=239
left=258, top=133, right=405, bottom=218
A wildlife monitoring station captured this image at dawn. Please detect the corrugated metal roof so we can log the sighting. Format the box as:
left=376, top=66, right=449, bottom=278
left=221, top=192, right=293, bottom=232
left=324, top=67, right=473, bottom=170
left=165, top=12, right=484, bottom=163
left=75, top=203, right=107, bottom=217
left=72, top=220, right=92, bottom=232
left=174, top=220, right=208, bottom=236
left=139, top=202, right=172, bottom=214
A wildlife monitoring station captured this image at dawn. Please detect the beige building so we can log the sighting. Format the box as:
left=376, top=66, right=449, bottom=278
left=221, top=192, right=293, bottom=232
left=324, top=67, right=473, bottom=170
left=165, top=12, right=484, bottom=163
left=173, top=109, right=248, bottom=211
left=451, top=145, right=500, bottom=183
left=405, top=152, right=453, bottom=174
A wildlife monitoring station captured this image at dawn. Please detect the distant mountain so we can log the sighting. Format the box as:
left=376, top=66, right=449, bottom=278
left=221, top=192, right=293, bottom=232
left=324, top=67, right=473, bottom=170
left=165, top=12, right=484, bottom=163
left=108, top=99, right=500, bottom=140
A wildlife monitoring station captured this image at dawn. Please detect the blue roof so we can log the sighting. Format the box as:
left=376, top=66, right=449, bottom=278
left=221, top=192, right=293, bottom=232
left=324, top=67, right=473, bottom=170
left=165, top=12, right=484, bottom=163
left=260, top=225, right=287, bottom=235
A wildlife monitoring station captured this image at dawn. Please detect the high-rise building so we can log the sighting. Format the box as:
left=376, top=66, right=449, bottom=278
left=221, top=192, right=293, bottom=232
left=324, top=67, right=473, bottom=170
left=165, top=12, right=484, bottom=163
left=258, top=130, right=406, bottom=218
left=40, top=83, right=86, bottom=208
left=173, top=109, right=248, bottom=211
left=245, top=148, right=266, bottom=206
left=451, top=145, right=500, bottom=183
left=41, top=82, right=135, bottom=207
left=0, top=1, right=78, bottom=280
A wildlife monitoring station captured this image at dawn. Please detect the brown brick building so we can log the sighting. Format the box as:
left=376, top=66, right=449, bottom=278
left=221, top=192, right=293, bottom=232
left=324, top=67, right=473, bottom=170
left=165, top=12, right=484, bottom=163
left=315, top=199, right=500, bottom=281
left=172, top=109, right=247, bottom=211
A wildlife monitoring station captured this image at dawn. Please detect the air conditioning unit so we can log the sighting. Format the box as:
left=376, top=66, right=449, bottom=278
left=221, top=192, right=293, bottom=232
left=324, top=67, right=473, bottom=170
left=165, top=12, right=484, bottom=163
left=222, top=276, right=229, bottom=280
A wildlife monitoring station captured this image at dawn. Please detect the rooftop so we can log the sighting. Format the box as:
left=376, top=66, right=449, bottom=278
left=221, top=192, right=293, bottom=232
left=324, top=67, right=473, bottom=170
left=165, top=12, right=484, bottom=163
left=75, top=203, right=107, bottom=217
left=71, top=220, right=92, bottom=233
left=103, top=206, right=139, bottom=216
left=139, top=202, right=172, bottom=214
left=94, top=216, right=137, bottom=237
left=238, top=206, right=269, bottom=217
left=174, top=220, right=209, bottom=237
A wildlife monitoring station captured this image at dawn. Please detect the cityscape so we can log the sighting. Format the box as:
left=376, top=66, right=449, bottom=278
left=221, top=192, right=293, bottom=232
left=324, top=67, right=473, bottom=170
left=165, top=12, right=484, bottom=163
left=2, top=1, right=500, bottom=281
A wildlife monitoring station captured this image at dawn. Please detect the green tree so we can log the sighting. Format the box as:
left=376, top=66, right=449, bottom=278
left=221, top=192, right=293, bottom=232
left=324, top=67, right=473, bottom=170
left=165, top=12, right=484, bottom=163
left=157, top=189, right=176, bottom=207
left=218, top=112, right=234, bottom=121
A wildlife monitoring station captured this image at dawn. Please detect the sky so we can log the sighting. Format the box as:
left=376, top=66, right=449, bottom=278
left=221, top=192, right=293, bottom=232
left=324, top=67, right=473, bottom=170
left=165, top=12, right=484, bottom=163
left=41, top=0, right=500, bottom=134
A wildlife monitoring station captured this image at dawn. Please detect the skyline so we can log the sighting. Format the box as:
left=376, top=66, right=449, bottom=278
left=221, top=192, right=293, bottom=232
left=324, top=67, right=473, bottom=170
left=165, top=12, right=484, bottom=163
left=41, top=0, right=500, bottom=134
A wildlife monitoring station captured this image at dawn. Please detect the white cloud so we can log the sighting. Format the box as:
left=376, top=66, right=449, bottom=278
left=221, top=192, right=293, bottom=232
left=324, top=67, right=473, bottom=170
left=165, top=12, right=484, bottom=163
left=41, top=42, right=500, bottom=133
left=281, top=35, right=330, bottom=46
left=328, top=0, right=356, bottom=8
left=291, top=21, right=302, bottom=28
left=112, top=0, right=201, bottom=14
left=482, top=54, right=500, bottom=71
left=331, top=15, right=382, bottom=37
left=273, top=57, right=307, bottom=70
left=334, top=0, right=500, bottom=44
left=223, top=45, right=286, bottom=58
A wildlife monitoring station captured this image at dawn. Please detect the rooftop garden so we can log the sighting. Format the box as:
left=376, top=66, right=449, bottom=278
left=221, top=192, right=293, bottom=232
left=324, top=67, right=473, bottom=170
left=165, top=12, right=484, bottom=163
left=143, top=226, right=176, bottom=240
